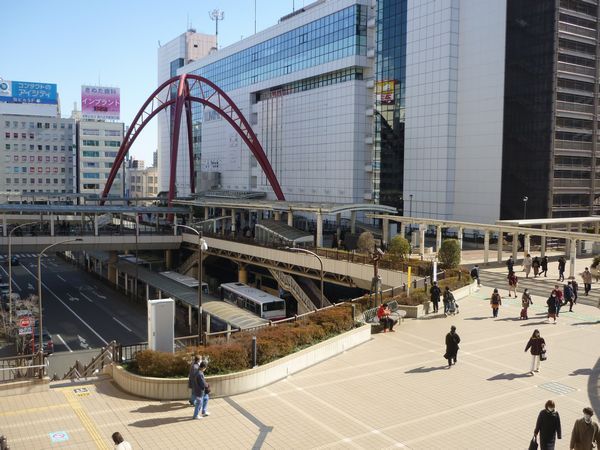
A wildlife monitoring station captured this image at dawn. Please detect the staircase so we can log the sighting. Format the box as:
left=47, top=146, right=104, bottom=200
left=59, top=341, right=118, bottom=381
left=268, top=269, right=316, bottom=314
left=178, top=253, right=198, bottom=276
left=294, top=275, right=332, bottom=308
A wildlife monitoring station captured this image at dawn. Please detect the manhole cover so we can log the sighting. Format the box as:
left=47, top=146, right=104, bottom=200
left=539, top=382, right=577, bottom=395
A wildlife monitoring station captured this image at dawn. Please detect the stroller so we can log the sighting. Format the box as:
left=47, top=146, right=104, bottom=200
left=445, top=298, right=459, bottom=316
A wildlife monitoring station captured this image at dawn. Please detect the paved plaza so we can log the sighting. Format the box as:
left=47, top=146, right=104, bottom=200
left=0, top=278, right=598, bottom=450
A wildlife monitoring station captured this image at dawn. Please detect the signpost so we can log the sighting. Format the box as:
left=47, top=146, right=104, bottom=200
left=18, top=326, right=32, bottom=336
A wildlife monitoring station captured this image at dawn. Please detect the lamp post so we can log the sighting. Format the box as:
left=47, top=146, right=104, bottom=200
left=409, top=194, right=413, bottom=218
left=37, top=238, right=81, bottom=362
left=523, top=196, right=529, bottom=220
left=286, top=247, right=324, bottom=309
left=176, top=225, right=208, bottom=344
left=9, top=221, right=41, bottom=325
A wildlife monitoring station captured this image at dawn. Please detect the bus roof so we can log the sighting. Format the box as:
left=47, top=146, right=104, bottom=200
left=220, top=282, right=283, bottom=305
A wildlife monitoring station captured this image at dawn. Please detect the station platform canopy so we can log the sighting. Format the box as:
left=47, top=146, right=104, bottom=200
left=255, top=219, right=313, bottom=245
left=0, top=204, right=189, bottom=214
left=497, top=217, right=600, bottom=227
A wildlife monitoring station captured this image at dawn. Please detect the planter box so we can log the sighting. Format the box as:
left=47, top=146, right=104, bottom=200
left=395, top=281, right=477, bottom=319
left=108, top=324, right=371, bottom=400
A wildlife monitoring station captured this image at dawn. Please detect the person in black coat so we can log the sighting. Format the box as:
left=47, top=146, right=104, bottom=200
left=444, top=326, right=460, bottom=368
left=430, top=281, right=441, bottom=313
left=534, top=400, right=562, bottom=450
left=541, top=256, right=549, bottom=277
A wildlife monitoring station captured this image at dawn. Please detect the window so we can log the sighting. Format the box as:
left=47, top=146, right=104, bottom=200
left=83, top=173, right=100, bottom=179
left=82, top=129, right=100, bottom=136
left=4, top=132, right=9, bottom=139
left=5, top=144, right=9, bottom=150
left=104, top=151, right=118, bottom=157
left=104, top=140, right=120, bottom=147
left=82, top=151, right=100, bottom=157
left=82, top=140, right=100, bottom=146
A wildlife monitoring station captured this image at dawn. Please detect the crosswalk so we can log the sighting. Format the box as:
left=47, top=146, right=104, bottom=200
left=0, top=254, right=49, bottom=259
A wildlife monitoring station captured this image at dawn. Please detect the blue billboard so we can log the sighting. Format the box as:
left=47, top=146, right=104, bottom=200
left=0, top=80, right=58, bottom=104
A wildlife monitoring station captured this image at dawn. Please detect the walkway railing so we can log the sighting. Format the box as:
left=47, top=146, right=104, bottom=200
left=0, top=353, right=46, bottom=383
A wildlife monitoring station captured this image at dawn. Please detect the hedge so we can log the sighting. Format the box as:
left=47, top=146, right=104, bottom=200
left=130, top=304, right=357, bottom=378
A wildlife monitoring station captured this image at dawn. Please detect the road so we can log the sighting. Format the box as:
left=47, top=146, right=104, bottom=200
left=0, top=253, right=147, bottom=354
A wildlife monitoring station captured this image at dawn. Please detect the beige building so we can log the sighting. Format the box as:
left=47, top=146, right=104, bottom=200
left=128, top=165, right=158, bottom=203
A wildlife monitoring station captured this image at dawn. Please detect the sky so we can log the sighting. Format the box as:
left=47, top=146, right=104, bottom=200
left=2, top=0, right=306, bottom=165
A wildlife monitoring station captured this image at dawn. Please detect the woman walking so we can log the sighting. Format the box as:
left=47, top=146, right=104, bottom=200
left=444, top=325, right=460, bottom=368
left=541, top=256, right=549, bottom=277
left=507, top=271, right=518, bottom=298
left=547, top=292, right=558, bottom=324
left=523, top=253, right=532, bottom=278
left=490, top=288, right=502, bottom=318
left=524, top=329, right=545, bottom=374
left=521, top=288, right=533, bottom=320
left=533, top=400, right=562, bottom=450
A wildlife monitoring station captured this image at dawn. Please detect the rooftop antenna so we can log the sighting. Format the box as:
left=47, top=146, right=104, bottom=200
left=209, top=9, right=225, bottom=49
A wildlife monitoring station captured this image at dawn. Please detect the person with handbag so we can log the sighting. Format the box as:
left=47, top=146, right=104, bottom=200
left=570, top=407, right=600, bottom=450
left=534, top=400, right=562, bottom=450
left=525, top=329, right=545, bottom=375
left=507, top=271, right=519, bottom=298
left=444, top=325, right=460, bottom=368
left=490, top=288, right=502, bottom=318
left=521, top=289, right=533, bottom=320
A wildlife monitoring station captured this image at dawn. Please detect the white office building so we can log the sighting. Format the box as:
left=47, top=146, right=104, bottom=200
left=157, top=29, right=217, bottom=195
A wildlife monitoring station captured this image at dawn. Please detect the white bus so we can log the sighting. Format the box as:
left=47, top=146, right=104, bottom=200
left=219, top=282, right=286, bottom=321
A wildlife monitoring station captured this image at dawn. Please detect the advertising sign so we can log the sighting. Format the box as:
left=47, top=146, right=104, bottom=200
left=81, top=85, right=120, bottom=120
left=376, top=80, right=395, bottom=105
left=0, top=80, right=58, bottom=104
left=18, top=326, right=32, bottom=336
left=19, top=318, right=31, bottom=328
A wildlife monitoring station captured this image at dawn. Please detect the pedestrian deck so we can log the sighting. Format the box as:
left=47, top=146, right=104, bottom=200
left=0, top=286, right=598, bottom=449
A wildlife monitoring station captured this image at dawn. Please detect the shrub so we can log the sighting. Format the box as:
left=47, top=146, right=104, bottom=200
left=388, top=235, right=411, bottom=262
left=438, top=239, right=461, bottom=269
left=135, top=350, right=189, bottom=378
left=357, top=231, right=375, bottom=254
left=198, top=343, right=250, bottom=375
left=592, top=256, right=600, bottom=269
left=256, top=324, right=298, bottom=365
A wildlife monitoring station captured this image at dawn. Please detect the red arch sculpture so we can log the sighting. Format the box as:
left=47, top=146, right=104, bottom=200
left=100, top=74, right=285, bottom=206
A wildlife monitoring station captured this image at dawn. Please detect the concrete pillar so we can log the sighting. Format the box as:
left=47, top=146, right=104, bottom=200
left=94, top=213, right=98, bottom=236
left=497, top=229, right=503, bottom=262
left=287, top=211, right=293, bottom=227
left=436, top=226, right=442, bottom=252
left=124, top=273, right=128, bottom=294
left=119, top=213, right=124, bottom=234
left=400, top=222, right=406, bottom=238
left=165, top=249, right=172, bottom=270
left=483, top=231, right=490, bottom=264
left=205, top=313, right=211, bottom=337
left=512, top=232, right=518, bottom=260
left=2, top=215, right=6, bottom=237
left=458, top=227, right=463, bottom=250
left=350, top=211, right=356, bottom=234
left=569, top=239, right=577, bottom=278
left=577, top=224, right=583, bottom=255
left=524, top=234, right=530, bottom=256
left=238, top=265, right=248, bottom=284
left=419, top=224, right=426, bottom=257
left=158, top=290, right=162, bottom=299
left=274, top=211, right=281, bottom=221
left=204, top=208, right=209, bottom=220
left=145, top=283, right=150, bottom=301
left=135, top=213, right=140, bottom=237
left=336, top=213, right=341, bottom=243
left=107, top=251, right=118, bottom=284
left=50, top=213, right=55, bottom=236
left=383, top=218, right=389, bottom=247
left=565, top=223, right=572, bottom=258
left=316, top=211, right=323, bottom=248
left=541, top=225, right=547, bottom=257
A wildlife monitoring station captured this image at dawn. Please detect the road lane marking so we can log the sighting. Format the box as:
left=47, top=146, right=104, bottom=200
left=55, top=334, right=73, bottom=352
left=56, top=275, right=66, bottom=282
left=19, top=264, right=108, bottom=345
left=0, top=265, right=22, bottom=292
left=80, top=293, right=93, bottom=303
left=113, top=317, right=133, bottom=332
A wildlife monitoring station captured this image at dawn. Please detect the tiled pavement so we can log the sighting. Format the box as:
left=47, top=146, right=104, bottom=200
left=0, top=286, right=598, bottom=449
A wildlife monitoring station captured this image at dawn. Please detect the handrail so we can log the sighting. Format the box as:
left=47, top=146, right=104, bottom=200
left=268, top=268, right=316, bottom=313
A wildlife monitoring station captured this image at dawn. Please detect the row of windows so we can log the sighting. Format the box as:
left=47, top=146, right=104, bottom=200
left=560, top=0, right=597, bottom=17
left=557, top=77, right=595, bottom=92
left=4, top=121, right=72, bottom=130
left=556, top=131, right=592, bottom=142
left=558, top=38, right=596, bottom=56
left=555, top=155, right=592, bottom=166
left=190, top=5, right=366, bottom=93
left=556, top=117, right=593, bottom=130
left=82, top=140, right=120, bottom=147
left=5, top=143, right=72, bottom=152
left=4, top=131, right=73, bottom=141
left=82, top=183, right=100, bottom=190
left=554, top=170, right=591, bottom=179
left=553, top=193, right=591, bottom=207
left=5, top=167, right=67, bottom=174
left=81, top=128, right=121, bottom=137
left=560, top=13, right=597, bottom=30
left=255, top=67, right=363, bottom=101
left=81, top=151, right=118, bottom=158
left=5, top=155, right=68, bottom=163
left=5, top=178, right=66, bottom=184
left=558, top=52, right=595, bottom=68
left=83, top=162, right=113, bottom=168
left=556, top=92, right=594, bottom=105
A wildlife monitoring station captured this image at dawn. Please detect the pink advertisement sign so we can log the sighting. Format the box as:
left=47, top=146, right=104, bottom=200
left=81, top=85, right=120, bottom=120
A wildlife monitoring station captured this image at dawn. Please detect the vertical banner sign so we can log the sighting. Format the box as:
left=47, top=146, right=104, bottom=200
left=376, top=80, right=396, bottom=105
left=407, top=266, right=412, bottom=295
left=433, top=261, right=438, bottom=282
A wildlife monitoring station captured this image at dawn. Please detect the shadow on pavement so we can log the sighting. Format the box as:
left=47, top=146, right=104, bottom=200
left=129, top=417, right=192, bottom=428
left=520, top=321, right=549, bottom=326
left=405, top=365, right=448, bottom=374
left=224, top=397, right=273, bottom=450
left=487, top=372, right=531, bottom=381
left=132, top=402, right=190, bottom=414
left=569, top=368, right=592, bottom=377
left=464, top=317, right=489, bottom=321
left=494, top=317, right=522, bottom=322
left=418, top=315, right=449, bottom=321
left=572, top=321, right=600, bottom=326
left=589, top=358, right=600, bottom=417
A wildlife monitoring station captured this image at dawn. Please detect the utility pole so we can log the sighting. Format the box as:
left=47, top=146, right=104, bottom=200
left=209, top=9, right=225, bottom=49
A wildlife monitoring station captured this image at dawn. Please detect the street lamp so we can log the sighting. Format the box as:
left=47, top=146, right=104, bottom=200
left=286, top=247, right=324, bottom=309
left=9, top=221, right=41, bottom=325
left=522, top=196, right=529, bottom=220
left=409, top=194, right=413, bottom=218
left=176, top=225, right=208, bottom=344
left=37, top=238, right=82, bottom=363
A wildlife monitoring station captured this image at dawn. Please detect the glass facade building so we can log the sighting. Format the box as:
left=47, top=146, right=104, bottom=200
left=373, top=0, right=407, bottom=211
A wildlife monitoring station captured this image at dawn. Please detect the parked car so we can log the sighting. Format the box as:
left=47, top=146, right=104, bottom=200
left=23, top=329, right=54, bottom=355
left=10, top=256, right=19, bottom=266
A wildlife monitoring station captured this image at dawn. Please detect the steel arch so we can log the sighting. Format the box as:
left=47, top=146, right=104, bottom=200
left=100, top=74, right=285, bottom=207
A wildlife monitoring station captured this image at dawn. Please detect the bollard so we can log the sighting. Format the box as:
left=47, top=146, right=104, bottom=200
left=252, top=336, right=257, bottom=368
left=351, top=304, right=356, bottom=322
left=413, top=279, right=417, bottom=289
left=403, top=283, right=406, bottom=292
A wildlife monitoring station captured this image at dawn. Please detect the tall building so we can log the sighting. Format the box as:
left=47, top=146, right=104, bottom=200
left=0, top=80, right=76, bottom=195
left=128, top=164, right=158, bottom=203
left=157, top=30, right=217, bottom=196
left=76, top=120, right=125, bottom=198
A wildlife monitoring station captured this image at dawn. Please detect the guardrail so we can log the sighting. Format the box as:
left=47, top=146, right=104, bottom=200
left=0, top=353, right=46, bottom=383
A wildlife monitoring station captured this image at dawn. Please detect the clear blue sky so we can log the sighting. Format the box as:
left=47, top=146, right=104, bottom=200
left=2, top=0, right=305, bottom=164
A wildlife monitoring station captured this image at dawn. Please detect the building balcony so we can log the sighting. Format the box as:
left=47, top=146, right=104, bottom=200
left=558, top=21, right=597, bottom=39
left=556, top=100, right=594, bottom=114
left=555, top=140, right=593, bottom=151
left=557, top=62, right=596, bottom=78
left=553, top=178, right=592, bottom=189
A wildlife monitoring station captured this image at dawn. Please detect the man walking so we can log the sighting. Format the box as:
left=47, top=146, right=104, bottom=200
left=188, top=356, right=200, bottom=405
left=430, top=281, right=441, bottom=313
left=581, top=267, right=592, bottom=296
left=564, top=282, right=575, bottom=312
left=569, top=406, right=600, bottom=450
left=541, top=256, right=549, bottom=277
left=444, top=325, right=460, bottom=368
left=506, top=255, right=514, bottom=274
left=192, top=361, right=208, bottom=419
left=558, top=256, right=566, bottom=282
